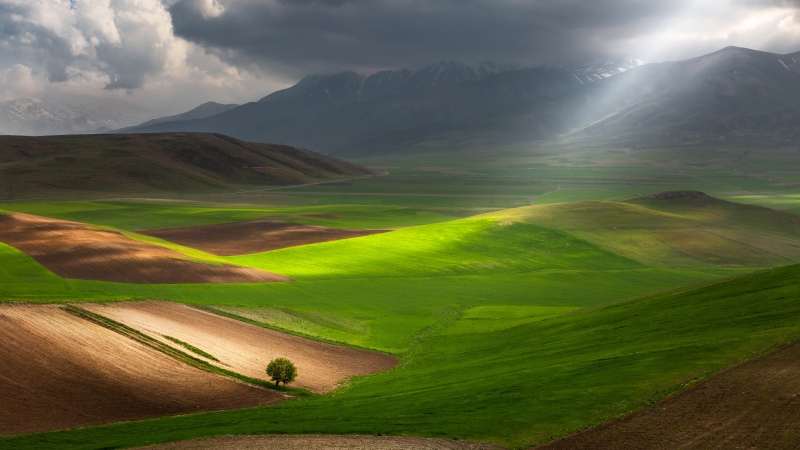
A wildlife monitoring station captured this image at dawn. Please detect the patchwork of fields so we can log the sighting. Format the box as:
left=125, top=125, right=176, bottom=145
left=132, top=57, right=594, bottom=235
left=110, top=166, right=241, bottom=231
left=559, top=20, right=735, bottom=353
left=2, top=183, right=800, bottom=449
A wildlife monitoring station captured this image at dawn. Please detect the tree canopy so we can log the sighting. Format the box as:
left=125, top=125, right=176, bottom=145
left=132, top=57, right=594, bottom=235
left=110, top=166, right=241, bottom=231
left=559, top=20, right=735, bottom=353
left=266, top=357, right=298, bottom=387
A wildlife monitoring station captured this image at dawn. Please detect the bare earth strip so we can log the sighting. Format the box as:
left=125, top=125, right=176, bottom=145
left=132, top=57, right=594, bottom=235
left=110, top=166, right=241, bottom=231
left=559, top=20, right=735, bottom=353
left=539, top=339, right=800, bottom=450
left=142, top=219, right=386, bottom=256
left=0, top=304, right=284, bottom=436
left=81, top=301, right=398, bottom=393
left=138, top=435, right=503, bottom=450
left=0, top=212, right=288, bottom=283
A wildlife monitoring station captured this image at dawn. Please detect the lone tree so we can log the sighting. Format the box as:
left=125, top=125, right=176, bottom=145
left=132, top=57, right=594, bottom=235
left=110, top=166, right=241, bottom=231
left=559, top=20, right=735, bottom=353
left=266, top=357, right=297, bottom=387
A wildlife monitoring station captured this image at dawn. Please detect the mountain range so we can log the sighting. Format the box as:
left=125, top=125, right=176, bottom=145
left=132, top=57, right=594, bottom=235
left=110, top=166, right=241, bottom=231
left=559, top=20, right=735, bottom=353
left=0, top=98, right=129, bottom=136
left=123, top=47, right=800, bottom=156
left=5, top=47, right=800, bottom=156
left=124, top=60, right=595, bottom=155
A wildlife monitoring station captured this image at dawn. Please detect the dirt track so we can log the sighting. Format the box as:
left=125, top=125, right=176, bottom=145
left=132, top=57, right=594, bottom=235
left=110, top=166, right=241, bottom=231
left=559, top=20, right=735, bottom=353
left=539, top=339, right=800, bottom=449
left=142, top=219, right=386, bottom=255
left=138, top=435, right=503, bottom=450
left=82, top=301, right=398, bottom=393
left=0, top=212, right=289, bottom=283
left=0, top=304, right=284, bottom=436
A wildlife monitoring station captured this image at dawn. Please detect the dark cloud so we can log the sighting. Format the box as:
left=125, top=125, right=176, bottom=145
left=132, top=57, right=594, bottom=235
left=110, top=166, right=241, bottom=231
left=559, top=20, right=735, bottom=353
left=169, top=0, right=698, bottom=77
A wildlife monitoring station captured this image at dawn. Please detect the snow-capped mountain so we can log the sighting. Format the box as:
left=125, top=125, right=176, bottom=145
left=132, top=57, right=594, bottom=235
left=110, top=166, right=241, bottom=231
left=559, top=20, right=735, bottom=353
left=565, top=58, right=647, bottom=84
left=0, top=98, right=134, bottom=136
left=259, top=61, right=527, bottom=105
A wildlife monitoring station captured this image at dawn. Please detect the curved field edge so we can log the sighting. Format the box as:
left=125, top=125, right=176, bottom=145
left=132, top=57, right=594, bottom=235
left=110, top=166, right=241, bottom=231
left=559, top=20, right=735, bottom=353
left=5, top=263, right=800, bottom=449
left=0, top=202, right=457, bottom=231
left=226, top=218, right=643, bottom=280
left=538, top=337, right=800, bottom=449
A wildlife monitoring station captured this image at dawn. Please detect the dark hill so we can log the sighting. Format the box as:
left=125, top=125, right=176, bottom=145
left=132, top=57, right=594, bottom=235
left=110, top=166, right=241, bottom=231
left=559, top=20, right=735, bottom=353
left=0, top=133, right=375, bottom=199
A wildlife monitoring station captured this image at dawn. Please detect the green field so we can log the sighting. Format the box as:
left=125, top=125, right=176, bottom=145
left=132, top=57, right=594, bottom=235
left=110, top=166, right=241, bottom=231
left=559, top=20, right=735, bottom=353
left=2, top=142, right=800, bottom=449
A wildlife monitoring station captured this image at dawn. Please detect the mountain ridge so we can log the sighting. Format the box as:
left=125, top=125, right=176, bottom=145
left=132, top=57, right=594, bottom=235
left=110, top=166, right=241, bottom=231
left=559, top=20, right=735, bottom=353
left=122, top=47, right=800, bottom=156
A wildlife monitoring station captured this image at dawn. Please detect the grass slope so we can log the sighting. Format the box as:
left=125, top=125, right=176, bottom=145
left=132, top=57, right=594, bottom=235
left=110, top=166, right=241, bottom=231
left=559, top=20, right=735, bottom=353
left=0, top=202, right=455, bottom=231
left=229, top=218, right=642, bottom=280
left=5, top=263, right=799, bottom=449
left=492, top=195, right=800, bottom=268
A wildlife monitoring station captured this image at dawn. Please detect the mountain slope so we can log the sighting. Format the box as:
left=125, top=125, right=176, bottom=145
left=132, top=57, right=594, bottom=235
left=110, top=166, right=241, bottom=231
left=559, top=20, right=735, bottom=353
left=0, top=133, right=375, bottom=199
left=126, top=102, right=239, bottom=130
left=122, top=47, right=800, bottom=155
left=573, top=46, right=800, bottom=135
left=127, top=64, right=581, bottom=155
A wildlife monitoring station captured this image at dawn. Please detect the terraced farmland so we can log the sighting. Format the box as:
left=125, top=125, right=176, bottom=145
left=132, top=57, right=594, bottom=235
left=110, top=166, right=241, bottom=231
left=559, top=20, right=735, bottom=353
left=81, top=301, right=397, bottom=393
left=0, top=304, right=283, bottom=435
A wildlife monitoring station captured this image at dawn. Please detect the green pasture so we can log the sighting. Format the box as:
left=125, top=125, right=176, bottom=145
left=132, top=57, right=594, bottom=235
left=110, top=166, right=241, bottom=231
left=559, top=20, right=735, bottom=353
left=5, top=263, right=800, bottom=449
left=267, top=140, right=800, bottom=213
left=0, top=201, right=456, bottom=231
left=491, top=197, right=800, bottom=268
left=228, top=218, right=641, bottom=280
left=0, top=234, right=736, bottom=352
left=2, top=152, right=800, bottom=449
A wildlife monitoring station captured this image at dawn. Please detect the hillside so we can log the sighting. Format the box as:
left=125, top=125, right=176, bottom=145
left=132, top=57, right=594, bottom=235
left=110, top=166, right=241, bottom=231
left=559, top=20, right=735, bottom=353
left=490, top=190, right=800, bottom=268
left=0, top=133, right=375, bottom=199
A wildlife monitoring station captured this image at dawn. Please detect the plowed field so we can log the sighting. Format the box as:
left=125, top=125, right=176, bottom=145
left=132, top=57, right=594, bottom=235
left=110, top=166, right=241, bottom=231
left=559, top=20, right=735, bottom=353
left=540, top=339, right=800, bottom=449
left=0, top=212, right=289, bottom=283
left=142, top=219, right=386, bottom=255
left=82, top=301, right=398, bottom=393
left=138, top=435, right=503, bottom=450
left=0, top=304, right=284, bottom=436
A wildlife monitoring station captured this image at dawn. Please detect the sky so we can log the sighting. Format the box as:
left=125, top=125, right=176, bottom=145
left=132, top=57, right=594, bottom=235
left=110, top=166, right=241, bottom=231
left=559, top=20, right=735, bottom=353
left=2, top=0, right=800, bottom=123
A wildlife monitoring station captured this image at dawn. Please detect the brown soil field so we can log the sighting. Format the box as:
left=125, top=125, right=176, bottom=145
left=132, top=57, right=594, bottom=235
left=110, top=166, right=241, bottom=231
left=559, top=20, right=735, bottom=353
left=0, top=212, right=289, bottom=283
left=0, top=304, right=284, bottom=436
left=142, top=219, right=385, bottom=255
left=539, top=339, right=800, bottom=449
left=138, top=435, right=503, bottom=450
left=82, top=301, right=398, bottom=393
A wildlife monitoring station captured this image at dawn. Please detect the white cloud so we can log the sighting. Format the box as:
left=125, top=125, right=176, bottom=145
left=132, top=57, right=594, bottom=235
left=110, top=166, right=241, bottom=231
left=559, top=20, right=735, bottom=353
left=0, top=0, right=291, bottom=123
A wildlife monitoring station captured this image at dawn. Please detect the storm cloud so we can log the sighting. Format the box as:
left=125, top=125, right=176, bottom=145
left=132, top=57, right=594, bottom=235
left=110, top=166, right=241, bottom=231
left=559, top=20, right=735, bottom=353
left=169, top=0, right=800, bottom=78
left=1, top=0, right=799, bottom=123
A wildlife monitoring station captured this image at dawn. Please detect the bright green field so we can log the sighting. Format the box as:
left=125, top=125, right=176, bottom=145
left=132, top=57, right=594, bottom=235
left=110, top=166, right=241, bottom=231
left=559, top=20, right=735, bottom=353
left=4, top=263, right=800, bottom=449
left=1, top=191, right=799, bottom=448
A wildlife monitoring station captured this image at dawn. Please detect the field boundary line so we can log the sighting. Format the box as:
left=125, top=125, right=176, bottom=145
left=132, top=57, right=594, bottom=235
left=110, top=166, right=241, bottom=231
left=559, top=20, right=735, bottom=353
left=63, top=304, right=313, bottom=397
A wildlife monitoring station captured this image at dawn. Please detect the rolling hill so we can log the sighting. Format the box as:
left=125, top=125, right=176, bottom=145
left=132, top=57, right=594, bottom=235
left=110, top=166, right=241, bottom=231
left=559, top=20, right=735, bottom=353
left=491, top=190, right=800, bottom=268
left=0, top=133, right=375, bottom=199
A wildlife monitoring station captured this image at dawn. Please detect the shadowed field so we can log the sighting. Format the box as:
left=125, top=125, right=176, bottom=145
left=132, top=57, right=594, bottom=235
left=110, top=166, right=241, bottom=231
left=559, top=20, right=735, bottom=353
left=540, top=339, right=800, bottom=450
left=0, top=212, right=289, bottom=283
left=142, top=219, right=387, bottom=255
